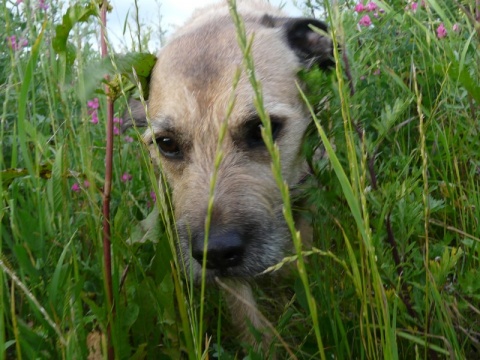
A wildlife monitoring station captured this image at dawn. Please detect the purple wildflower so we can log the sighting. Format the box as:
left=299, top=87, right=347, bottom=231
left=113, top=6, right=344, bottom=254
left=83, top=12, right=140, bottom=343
left=354, top=3, right=365, bottom=12
left=121, top=172, right=133, bottom=182
left=87, top=98, right=99, bottom=110
left=7, top=35, right=28, bottom=51
left=436, top=23, right=447, bottom=39
left=87, top=98, right=100, bottom=124
left=147, top=191, right=157, bottom=208
left=91, top=110, right=99, bottom=124
left=7, top=35, right=17, bottom=49
left=37, top=0, right=48, bottom=10
left=365, top=2, right=378, bottom=11
left=150, top=191, right=157, bottom=203
left=359, top=15, right=372, bottom=27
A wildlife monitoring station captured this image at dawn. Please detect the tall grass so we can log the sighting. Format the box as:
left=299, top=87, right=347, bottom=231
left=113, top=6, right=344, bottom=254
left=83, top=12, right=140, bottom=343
left=1, top=0, right=479, bottom=359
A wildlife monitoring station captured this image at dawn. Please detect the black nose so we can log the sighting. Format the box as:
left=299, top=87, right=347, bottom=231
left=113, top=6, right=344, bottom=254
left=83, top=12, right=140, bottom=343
left=192, top=230, right=245, bottom=270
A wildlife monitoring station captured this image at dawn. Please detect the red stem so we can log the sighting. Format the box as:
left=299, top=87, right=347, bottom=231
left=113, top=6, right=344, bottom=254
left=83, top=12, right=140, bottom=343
left=100, top=2, right=115, bottom=360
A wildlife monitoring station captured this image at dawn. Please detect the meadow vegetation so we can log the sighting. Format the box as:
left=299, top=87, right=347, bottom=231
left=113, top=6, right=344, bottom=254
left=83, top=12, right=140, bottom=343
left=1, top=0, right=479, bottom=359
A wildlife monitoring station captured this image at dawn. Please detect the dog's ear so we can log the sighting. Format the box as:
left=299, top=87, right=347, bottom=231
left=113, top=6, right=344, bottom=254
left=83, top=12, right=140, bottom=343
left=278, top=17, right=334, bottom=70
left=122, top=98, right=148, bottom=132
left=284, top=18, right=334, bottom=70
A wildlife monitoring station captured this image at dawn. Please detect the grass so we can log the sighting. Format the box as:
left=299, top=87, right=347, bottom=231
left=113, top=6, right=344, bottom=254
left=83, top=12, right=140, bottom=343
left=1, top=0, right=479, bottom=359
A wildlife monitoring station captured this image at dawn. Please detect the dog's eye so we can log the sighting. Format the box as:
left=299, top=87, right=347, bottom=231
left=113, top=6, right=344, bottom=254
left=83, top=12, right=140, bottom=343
left=244, top=117, right=283, bottom=148
left=155, top=136, right=182, bottom=159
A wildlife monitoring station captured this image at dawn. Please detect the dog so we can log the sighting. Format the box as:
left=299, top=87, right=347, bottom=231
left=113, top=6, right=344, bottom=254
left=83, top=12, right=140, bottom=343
left=124, top=0, right=333, bottom=353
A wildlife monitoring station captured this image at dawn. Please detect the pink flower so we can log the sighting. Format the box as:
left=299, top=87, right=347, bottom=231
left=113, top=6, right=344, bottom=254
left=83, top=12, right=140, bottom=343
left=7, top=35, right=27, bottom=50
left=410, top=2, right=418, bottom=12
left=355, top=3, right=365, bottom=12
left=147, top=191, right=157, bottom=208
left=124, top=136, right=133, bottom=143
left=121, top=172, right=133, bottom=182
left=91, top=110, right=98, bottom=124
left=71, top=183, right=81, bottom=192
left=359, top=15, right=372, bottom=27
left=7, top=35, right=17, bottom=49
left=453, top=23, right=459, bottom=32
left=87, top=98, right=100, bottom=124
left=366, top=2, right=378, bottom=11
left=16, top=0, right=23, bottom=4
left=87, top=98, right=99, bottom=110
left=436, top=23, right=447, bottom=39
left=113, top=118, right=122, bottom=135
left=83, top=180, right=90, bottom=188
left=37, top=0, right=48, bottom=10
left=150, top=191, right=157, bottom=203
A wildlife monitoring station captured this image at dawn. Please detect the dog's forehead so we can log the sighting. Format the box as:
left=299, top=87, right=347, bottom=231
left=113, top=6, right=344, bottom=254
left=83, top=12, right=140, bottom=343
left=147, top=18, right=301, bottom=132
left=172, top=20, right=240, bottom=85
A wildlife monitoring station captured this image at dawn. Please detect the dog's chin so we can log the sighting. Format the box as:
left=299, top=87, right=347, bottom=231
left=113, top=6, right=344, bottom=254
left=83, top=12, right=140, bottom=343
left=184, top=259, right=275, bottom=284
left=192, top=266, right=256, bottom=284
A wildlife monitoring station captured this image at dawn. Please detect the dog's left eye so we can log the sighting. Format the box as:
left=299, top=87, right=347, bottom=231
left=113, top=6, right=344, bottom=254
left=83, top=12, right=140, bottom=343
left=244, top=117, right=283, bottom=148
left=155, top=136, right=182, bottom=159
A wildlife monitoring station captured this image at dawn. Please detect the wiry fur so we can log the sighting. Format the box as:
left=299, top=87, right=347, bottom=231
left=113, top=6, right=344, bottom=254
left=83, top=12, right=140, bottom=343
left=125, top=0, right=333, bottom=353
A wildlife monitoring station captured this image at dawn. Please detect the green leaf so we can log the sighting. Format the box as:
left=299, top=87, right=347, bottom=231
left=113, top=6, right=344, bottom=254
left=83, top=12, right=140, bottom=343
left=114, top=52, right=157, bottom=78
left=129, top=208, right=161, bottom=244
left=446, top=61, right=480, bottom=103
left=48, top=236, right=73, bottom=308
left=1, top=164, right=52, bottom=188
left=52, top=3, right=99, bottom=55
left=52, top=2, right=99, bottom=82
left=84, top=52, right=156, bottom=100
left=107, top=52, right=157, bottom=100
left=13, top=245, right=39, bottom=283
left=124, top=303, right=140, bottom=328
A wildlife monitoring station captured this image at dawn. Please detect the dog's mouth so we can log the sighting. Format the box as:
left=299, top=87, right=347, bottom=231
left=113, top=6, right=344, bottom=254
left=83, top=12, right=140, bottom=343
left=190, top=256, right=245, bottom=281
left=196, top=265, right=243, bottom=280
left=182, top=241, right=285, bottom=282
left=201, top=253, right=243, bottom=271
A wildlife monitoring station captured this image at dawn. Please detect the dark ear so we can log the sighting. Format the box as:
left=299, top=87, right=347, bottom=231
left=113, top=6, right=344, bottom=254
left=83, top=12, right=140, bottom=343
left=283, top=18, right=334, bottom=70
left=122, top=98, right=148, bottom=132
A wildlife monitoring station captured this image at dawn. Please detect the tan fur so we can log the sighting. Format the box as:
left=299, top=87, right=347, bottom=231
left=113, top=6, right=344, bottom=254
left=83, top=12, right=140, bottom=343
left=128, top=0, right=332, bottom=354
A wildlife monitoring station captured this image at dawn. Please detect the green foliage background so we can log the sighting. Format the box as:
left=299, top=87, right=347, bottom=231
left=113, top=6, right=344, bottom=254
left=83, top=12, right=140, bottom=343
left=1, top=0, right=479, bottom=359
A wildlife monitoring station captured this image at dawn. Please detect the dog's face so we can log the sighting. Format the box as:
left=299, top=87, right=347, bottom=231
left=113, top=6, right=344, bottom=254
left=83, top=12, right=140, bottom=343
left=127, top=1, right=332, bottom=281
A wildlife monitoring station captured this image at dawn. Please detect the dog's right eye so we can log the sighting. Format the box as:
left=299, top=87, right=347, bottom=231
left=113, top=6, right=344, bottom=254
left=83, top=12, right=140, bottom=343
left=155, top=136, right=182, bottom=159
left=244, top=117, right=283, bottom=149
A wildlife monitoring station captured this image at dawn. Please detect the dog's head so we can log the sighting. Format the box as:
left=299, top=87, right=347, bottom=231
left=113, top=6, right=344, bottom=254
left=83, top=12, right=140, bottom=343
left=126, top=1, right=333, bottom=281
